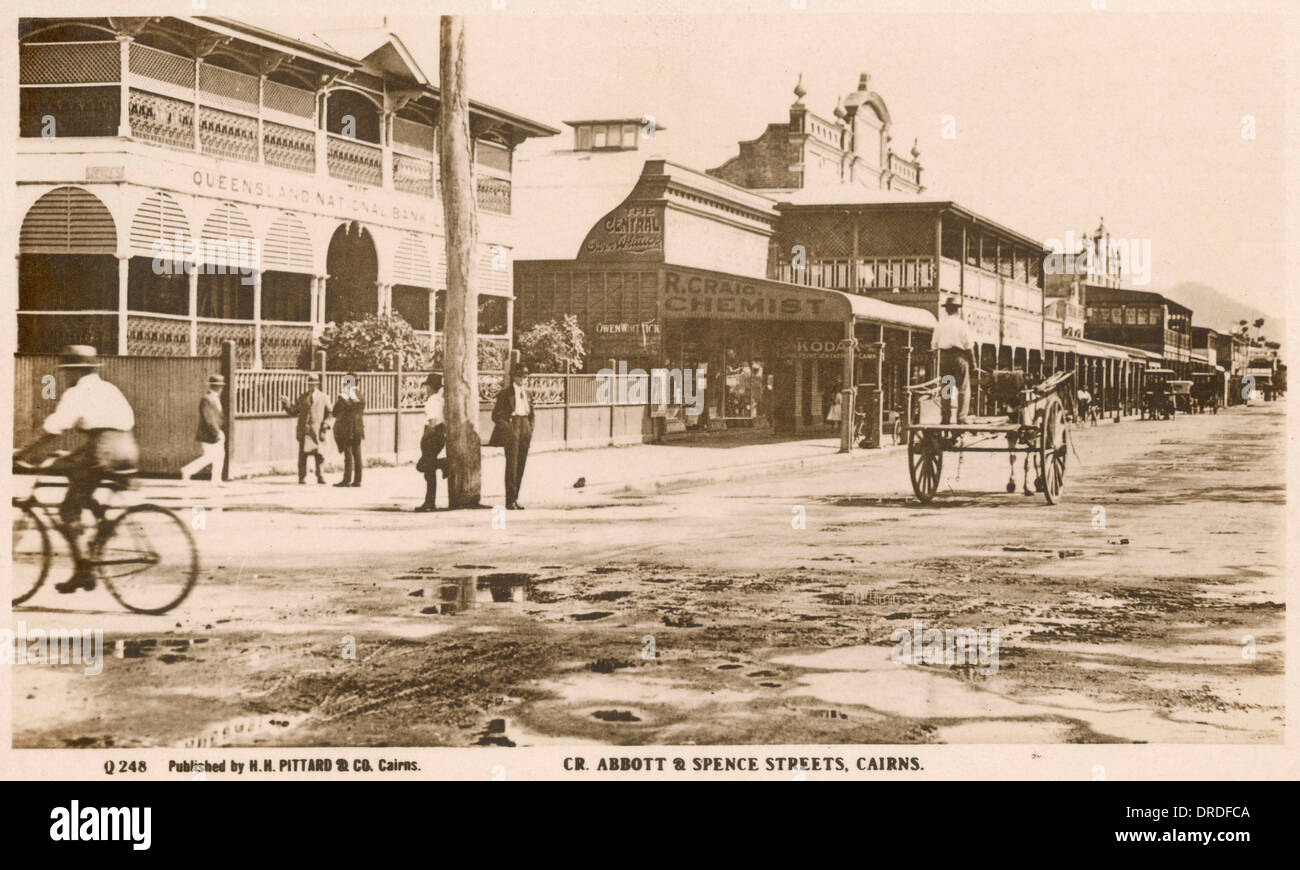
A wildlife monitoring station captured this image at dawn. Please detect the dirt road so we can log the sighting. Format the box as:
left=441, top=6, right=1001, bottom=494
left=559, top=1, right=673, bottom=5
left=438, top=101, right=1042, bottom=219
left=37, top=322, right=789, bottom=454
left=11, top=404, right=1285, bottom=747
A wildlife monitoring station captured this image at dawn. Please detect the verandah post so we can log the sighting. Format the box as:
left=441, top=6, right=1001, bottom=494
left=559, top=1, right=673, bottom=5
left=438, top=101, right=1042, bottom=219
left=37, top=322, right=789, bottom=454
left=221, top=340, right=235, bottom=481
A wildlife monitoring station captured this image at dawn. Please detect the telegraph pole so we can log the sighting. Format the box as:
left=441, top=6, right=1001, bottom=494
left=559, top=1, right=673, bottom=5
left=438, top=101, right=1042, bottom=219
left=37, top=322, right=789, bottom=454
left=438, top=15, right=482, bottom=507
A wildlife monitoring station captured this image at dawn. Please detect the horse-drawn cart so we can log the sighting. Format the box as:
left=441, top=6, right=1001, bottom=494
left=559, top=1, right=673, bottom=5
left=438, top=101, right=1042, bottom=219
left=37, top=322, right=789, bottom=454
left=904, top=369, right=1073, bottom=505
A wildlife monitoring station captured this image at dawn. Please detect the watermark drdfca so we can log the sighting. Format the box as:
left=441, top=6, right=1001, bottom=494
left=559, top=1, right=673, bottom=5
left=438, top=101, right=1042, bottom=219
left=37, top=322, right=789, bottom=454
left=890, top=620, right=1000, bottom=676
left=1, top=621, right=104, bottom=675
left=1043, top=231, right=1151, bottom=286
left=152, top=233, right=259, bottom=286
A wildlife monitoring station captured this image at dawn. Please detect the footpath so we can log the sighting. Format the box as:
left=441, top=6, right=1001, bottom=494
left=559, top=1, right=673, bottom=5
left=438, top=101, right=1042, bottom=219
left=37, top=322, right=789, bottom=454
left=149, top=431, right=900, bottom=511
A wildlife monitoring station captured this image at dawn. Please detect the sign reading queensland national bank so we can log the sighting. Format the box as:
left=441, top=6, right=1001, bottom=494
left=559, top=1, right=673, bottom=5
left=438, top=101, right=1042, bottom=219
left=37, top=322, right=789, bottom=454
left=660, top=267, right=845, bottom=322
left=191, top=169, right=430, bottom=226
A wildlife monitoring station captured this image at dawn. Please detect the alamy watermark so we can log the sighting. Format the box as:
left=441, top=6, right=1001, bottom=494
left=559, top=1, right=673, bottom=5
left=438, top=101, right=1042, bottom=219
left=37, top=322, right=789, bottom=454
left=597, top=361, right=705, bottom=414
left=151, top=233, right=259, bottom=286
left=1044, top=231, right=1151, bottom=286
left=890, top=620, right=1000, bottom=676
left=1, top=621, right=104, bottom=675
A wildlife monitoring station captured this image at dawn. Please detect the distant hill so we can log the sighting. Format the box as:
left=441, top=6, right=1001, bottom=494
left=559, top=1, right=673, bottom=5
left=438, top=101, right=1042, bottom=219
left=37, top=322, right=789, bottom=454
left=1158, top=281, right=1285, bottom=346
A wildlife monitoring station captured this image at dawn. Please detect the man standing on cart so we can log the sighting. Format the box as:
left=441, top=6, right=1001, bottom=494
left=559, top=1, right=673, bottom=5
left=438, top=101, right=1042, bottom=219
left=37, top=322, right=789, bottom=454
left=936, top=296, right=974, bottom=424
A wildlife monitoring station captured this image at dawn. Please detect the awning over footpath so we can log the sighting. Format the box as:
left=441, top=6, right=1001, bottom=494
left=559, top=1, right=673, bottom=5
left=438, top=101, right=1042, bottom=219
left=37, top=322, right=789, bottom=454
left=1047, top=335, right=1153, bottom=362
left=842, top=291, right=937, bottom=332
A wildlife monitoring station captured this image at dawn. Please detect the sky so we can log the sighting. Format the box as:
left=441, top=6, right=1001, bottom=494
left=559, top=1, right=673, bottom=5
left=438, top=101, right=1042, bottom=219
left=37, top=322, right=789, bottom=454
left=263, top=8, right=1287, bottom=316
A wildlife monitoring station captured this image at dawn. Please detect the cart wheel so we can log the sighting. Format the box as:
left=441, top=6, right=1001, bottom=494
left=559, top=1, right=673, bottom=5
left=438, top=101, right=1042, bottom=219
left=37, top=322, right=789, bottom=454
left=1040, top=397, right=1068, bottom=505
left=908, top=428, right=943, bottom=503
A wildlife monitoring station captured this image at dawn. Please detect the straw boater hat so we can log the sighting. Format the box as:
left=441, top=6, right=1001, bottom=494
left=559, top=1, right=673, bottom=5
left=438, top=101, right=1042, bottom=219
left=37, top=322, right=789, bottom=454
left=306, top=372, right=322, bottom=384
left=58, top=345, right=101, bottom=368
left=207, top=373, right=226, bottom=388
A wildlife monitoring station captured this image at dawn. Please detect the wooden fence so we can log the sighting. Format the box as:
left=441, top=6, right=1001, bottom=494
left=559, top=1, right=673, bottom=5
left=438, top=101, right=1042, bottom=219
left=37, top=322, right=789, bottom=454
left=14, top=351, right=655, bottom=477
left=229, top=369, right=652, bottom=477
left=14, top=354, right=221, bottom=474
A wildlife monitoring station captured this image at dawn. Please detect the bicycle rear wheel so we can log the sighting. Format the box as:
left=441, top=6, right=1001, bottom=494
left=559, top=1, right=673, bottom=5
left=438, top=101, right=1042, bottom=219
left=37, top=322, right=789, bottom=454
left=94, top=504, right=199, bottom=614
left=12, top=503, right=50, bottom=605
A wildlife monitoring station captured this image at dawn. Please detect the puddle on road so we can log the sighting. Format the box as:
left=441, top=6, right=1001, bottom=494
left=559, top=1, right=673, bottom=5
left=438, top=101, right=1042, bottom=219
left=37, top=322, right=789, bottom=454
left=419, top=573, right=538, bottom=615
left=767, top=643, right=1280, bottom=742
left=180, top=712, right=309, bottom=748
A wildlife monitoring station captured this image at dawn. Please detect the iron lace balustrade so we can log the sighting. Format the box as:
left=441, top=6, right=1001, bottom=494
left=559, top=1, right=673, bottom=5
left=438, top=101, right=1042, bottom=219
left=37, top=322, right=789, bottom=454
left=327, top=135, right=382, bottom=186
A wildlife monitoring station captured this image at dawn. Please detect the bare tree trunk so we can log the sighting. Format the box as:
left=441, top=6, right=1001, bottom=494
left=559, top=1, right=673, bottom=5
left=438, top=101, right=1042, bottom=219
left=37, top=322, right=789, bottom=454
left=439, top=15, right=481, bottom=507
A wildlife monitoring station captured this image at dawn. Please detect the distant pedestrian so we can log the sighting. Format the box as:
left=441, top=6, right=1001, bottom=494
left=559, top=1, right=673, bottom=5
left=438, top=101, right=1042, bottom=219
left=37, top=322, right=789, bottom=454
left=415, top=373, right=446, bottom=512
left=489, top=362, right=535, bottom=510
left=181, top=373, right=226, bottom=485
left=281, top=373, right=332, bottom=484
left=333, top=373, right=366, bottom=487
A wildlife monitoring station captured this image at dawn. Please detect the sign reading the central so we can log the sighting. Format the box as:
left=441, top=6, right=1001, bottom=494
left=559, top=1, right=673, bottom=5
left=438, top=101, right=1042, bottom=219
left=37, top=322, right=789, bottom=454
left=580, top=203, right=665, bottom=259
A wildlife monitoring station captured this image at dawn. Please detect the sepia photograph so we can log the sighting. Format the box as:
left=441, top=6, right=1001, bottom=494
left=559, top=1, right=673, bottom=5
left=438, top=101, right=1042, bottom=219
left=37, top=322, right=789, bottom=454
left=1, top=0, right=1295, bottom=789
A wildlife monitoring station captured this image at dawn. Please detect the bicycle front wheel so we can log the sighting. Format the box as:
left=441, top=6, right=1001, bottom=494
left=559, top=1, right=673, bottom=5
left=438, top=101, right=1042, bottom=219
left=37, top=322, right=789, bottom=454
left=12, top=503, right=51, bottom=606
left=94, top=504, right=199, bottom=614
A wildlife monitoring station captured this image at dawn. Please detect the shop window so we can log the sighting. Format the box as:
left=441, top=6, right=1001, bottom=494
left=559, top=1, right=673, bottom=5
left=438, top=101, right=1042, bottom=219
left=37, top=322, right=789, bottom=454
left=478, top=295, right=508, bottom=335
left=393, top=284, right=431, bottom=331
left=197, top=271, right=254, bottom=320
left=576, top=126, right=591, bottom=150
left=128, top=256, right=189, bottom=316
left=433, top=291, right=507, bottom=335
left=1125, top=308, right=1138, bottom=325
left=262, top=271, right=311, bottom=322
left=19, top=254, right=116, bottom=311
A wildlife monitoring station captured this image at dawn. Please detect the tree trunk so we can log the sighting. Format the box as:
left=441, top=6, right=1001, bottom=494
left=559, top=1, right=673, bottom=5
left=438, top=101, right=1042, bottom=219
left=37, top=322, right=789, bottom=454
left=438, top=15, right=482, bottom=507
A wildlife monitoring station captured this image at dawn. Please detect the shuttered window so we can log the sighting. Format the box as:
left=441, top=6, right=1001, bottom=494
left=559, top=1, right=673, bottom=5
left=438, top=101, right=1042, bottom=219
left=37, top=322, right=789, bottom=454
left=19, top=186, right=116, bottom=254
left=264, top=212, right=313, bottom=273
left=394, top=232, right=433, bottom=287
left=130, top=190, right=191, bottom=257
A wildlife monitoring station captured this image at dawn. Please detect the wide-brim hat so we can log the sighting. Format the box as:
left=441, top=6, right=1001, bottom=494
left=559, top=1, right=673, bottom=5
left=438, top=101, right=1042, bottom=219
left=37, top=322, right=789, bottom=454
left=941, top=297, right=963, bottom=311
left=513, top=362, right=532, bottom=376
left=58, top=345, right=101, bottom=368
left=208, top=373, right=226, bottom=387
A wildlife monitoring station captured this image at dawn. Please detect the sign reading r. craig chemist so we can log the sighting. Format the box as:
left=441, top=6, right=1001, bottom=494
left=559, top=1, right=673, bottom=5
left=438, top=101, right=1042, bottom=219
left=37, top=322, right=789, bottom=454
left=661, top=268, right=840, bottom=321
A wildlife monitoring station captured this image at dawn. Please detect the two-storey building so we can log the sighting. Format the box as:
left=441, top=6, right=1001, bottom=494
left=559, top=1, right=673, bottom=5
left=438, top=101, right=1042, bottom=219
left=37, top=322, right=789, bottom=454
left=1084, top=286, right=1193, bottom=378
left=17, top=15, right=556, bottom=384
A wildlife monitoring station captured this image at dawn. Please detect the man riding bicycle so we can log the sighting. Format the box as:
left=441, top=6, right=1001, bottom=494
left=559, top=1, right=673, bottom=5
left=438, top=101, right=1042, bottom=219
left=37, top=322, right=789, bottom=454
left=14, top=345, right=138, bottom=593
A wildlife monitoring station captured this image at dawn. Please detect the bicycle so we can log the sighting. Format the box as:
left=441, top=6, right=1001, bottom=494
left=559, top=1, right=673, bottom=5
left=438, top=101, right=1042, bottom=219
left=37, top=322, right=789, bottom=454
left=12, top=451, right=199, bottom=614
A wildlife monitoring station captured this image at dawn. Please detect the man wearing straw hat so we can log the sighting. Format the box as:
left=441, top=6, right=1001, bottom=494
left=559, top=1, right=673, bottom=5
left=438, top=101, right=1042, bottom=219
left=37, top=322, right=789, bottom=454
left=280, top=373, right=332, bottom=484
left=181, top=373, right=226, bottom=485
left=15, top=345, right=138, bottom=592
left=936, top=296, right=974, bottom=425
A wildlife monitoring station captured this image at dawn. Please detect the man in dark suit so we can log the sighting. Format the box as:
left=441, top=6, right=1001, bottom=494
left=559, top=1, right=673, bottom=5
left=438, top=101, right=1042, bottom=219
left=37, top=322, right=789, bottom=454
left=490, top=363, right=535, bottom=510
left=332, top=372, right=366, bottom=487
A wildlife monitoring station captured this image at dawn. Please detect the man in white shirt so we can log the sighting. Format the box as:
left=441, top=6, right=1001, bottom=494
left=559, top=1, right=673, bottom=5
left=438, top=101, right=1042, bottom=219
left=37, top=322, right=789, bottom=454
left=489, top=362, right=536, bottom=510
left=415, top=373, right=446, bottom=511
left=936, top=297, right=974, bottom=424
left=15, top=345, right=139, bottom=593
